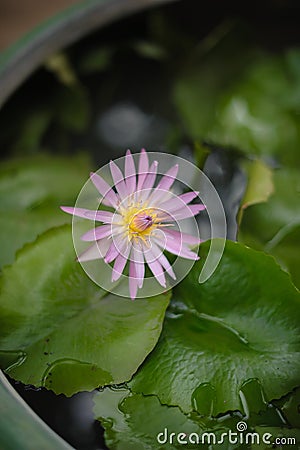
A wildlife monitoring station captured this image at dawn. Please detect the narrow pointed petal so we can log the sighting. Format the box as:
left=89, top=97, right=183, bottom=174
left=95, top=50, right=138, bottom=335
left=149, top=164, right=178, bottom=204
left=104, top=241, right=119, bottom=264
left=90, top=172, right=119, bottom=208
left=60, top=206, right=95, bottom=219
left=159, top=191, right=199, bottom=213
left=132, top=245, right=145, bottom=288
left=141, top=160, right=158, bottom=190
left=87, top=211, right=122, bottom=223
left=154, top=234, right=199, bottom=260
left=137, top=148, right=149, bottom=190
left=144, top=250, right=166, bottom=287
left=104, top=233, right=128, bottom=264
left=77, top=239, right=110, bottom=262
left=157, top=203, right=205, bottom=222
left=163, top=229, right=201, bottom=246
left=138, top=160, right=158, bottom=203
left=61, top=206, right=119, bottom=224
left=150, top=242, right=176, bottom=280
left=111, top=244, right=131, bottom=282
left=81, top=224, right=112, bottom=241
left=125, top=149, right=136, bottom=193
left=109, top=160, right=129, bottom=199
left=170, top=204, right=206, bottom=220
left=129, top=260, right=138, bottom=300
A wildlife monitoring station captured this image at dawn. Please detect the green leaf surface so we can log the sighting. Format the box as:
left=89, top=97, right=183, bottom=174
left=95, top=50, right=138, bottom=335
left=265, top=224, right=300, bottom=290
left=94, top=385, right=291, bottom=450
left=0, top=153, right=90, bottom=268
left=272, top=386, right=300, bottom=430
left=240, top=168, right=300, bottom=244
left=0, top=226, right=170, bottom=395
left=0, top=371, right=73, bottom=450
left=252, top=427, right=300, bottom=449
left=94, top=388, right=244, bottom=450
left=238, top=159, right=274, bottom=224
left=129, top=240, right=300, bottom=415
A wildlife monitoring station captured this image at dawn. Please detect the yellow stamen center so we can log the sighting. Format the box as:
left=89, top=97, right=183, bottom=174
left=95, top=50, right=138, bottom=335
left=122, top=206, right=158, bottom=239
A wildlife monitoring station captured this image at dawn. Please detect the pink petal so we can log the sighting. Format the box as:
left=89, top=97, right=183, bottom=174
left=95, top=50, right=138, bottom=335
left=125, top=149, right=136, bottom=193
left=81, top=224, right=112, bottom=241
left=137, top=148, right=149, bottom=190
left=157, top=203, right=205, bottom=222
left=154, top=235, right=199, bottom=260
left=132, top=245, right=145, bottom=288
left=141, top=160, right=158, bottom=190
left=163, top=229, right=201, bottom=246
left=138, top=160, right=158, bottom=203
left=104, top=233, right=128, bottom=264
left=144, top=250, right=166, bottom=287
left=61, top=206, right=120, bottom=224
left=129, top=260, right=138, bottom=300
left=150, top=242, right=176, bottom=280
left=61, top=206, right=90, bottom=218
left=90, top=172, right=119, bottom=208
left=109, top=160, right=129, bottom=199
left=77, top=239, right=110, bottom=262
left=111, top=244, right=131, bottom=282
left=149, top=164, right=178, bottom=204
left=104, top=241, right=119, bottom=264
left=170, top=204, right=206, bottom=220
left=159, top=191, right=199, bottom=213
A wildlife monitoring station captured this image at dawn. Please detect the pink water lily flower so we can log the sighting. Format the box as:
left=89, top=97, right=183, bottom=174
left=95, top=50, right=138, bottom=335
left=61, top=149, right=205, bottom=299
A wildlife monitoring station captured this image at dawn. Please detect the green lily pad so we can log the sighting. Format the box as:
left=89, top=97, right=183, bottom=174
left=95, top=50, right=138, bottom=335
left=0, top=226, right=170, bottom=396
left=129, top=240, right=300, bottom=415
left=94, top=387, right=245, bottom=450
left=252, top=427, right=300, bottom=449
left=273, top=387, right=300, bottom=429
left=0, top=153, right=91, bottom=268
left=93, top=384, right=291, bottom=450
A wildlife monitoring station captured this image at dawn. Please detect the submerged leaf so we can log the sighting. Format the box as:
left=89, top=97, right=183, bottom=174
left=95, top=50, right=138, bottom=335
left=0, top=226, right=170, bottom=396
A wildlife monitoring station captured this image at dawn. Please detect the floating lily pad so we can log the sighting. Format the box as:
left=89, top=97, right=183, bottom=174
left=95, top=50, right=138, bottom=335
left=93, top=384, right=292, bottom=450
left=0, top=153, right=91, bottom=268
left=93, top=387, right=244, bottom=450
left=129, top=240, right=300, bottom=415
left=0, top=226, right=170, bottom=396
